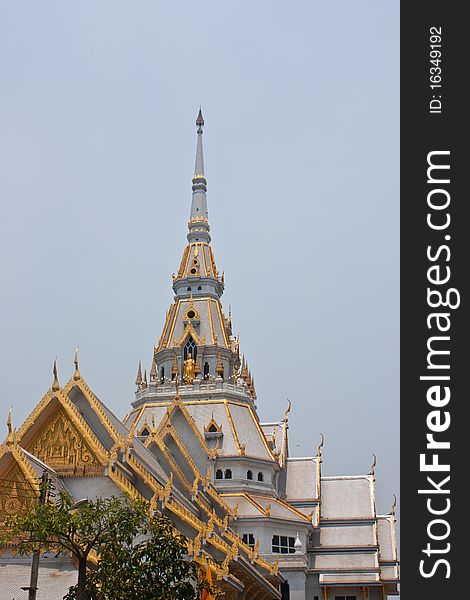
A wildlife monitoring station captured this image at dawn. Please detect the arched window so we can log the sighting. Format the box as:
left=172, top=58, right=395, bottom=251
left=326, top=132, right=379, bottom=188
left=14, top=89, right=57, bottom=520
left=184, top=336, right=197, bottom=362
left=160, top=367, right=165, bottom=384
left=187, top=287, right=192, bottom=291
left=204, top=362, right=210, bottom=380
left=215, top=469, right=223, bottom=480
left=197, top=286, right=202, bottom=290
left=224, top=469, right=232, bottom=479
left=257, top=472, right=264, bottom=482
left=247, top=470, right=253, bottom=480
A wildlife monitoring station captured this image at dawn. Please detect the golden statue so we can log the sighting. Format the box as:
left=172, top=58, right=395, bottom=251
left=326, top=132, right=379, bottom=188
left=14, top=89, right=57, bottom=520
left=183, top=353, right=196, bottom=384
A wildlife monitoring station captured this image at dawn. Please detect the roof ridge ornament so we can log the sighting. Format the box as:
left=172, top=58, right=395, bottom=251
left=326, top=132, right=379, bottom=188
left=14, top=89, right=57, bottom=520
left=6, top=407, right=14, bottom=445
left=73, top=347, right=81, bottom=381
left=52, top=358, right=60, bottom=392
left=317, top=432, right=324, bottom=458
left=283, top=399, right=292, bottom=422
left=370, top=452, right=377, bottom=479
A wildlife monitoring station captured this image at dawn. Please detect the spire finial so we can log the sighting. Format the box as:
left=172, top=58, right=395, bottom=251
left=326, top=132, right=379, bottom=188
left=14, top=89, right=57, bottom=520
left=193, top=108, right=205, bottom=178
left=188, top=109, right=210, bottom=243
left=73, top=347, right=81, bottom=381
left=150, top=350, right=157, bottom=383
left=196, top=107, right=204, bottom=132
left=142, top=369, right=148, bottom=388
left=52, top=358, right=60, bottom=392
left=135, top=361, right=143, bottom=387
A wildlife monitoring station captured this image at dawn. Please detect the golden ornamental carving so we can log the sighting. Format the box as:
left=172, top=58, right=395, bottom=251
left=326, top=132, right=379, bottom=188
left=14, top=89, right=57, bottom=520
left=174, top=321, right=205, bottom=348
left=0, top=465, right=36, bottom=521
left=28, top=408, right=99, bottom=474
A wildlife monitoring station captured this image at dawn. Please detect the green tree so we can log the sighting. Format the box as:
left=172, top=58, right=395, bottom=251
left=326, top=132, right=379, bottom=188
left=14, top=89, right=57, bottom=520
left=5, top=490, right=210, bottom=600
left=64, top=512, right=211, bottom=600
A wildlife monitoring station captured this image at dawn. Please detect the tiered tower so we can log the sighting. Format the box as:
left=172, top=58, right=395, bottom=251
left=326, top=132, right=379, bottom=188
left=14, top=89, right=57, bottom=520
left=133, top=109, right=256, bottom=410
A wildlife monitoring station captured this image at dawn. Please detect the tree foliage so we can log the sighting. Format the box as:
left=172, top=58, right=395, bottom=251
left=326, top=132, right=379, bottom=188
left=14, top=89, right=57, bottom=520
left=64, top=512, right=211, bottom=600
left=5, top=489, right=214, bottom=600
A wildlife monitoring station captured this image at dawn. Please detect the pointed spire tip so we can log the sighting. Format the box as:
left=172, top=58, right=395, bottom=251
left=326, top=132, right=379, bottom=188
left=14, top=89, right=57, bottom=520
left=196, top=108, right=204, bottom=130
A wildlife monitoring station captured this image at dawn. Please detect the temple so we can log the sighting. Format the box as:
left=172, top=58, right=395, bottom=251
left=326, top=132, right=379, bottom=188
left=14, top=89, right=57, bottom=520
left=0, top=111, right=399, bottom=599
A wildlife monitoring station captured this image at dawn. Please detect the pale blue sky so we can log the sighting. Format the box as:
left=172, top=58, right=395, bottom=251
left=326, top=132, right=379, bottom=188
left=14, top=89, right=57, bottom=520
left=0, top=1, right=399, bottom=520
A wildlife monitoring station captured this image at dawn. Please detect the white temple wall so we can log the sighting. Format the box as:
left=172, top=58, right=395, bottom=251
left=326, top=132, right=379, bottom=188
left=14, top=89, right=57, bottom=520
left=319, top=523, right=376, bottom=546
left=283, top=570, right=306, bottom=600
left=62, top=476, right=121, bottom=500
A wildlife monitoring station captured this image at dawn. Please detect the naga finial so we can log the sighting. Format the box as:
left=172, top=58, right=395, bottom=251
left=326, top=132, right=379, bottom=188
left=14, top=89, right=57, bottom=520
left=370, top=453, right=377, bottom=478
left=317, top=433, right=324, bottom=458
left=52, top=358, right=60, bottom=392
left=283, top=398, right=292, bottom=422
left=73, top=347, right=81, bottom=381
left=6, top=407, right=14, bottom=445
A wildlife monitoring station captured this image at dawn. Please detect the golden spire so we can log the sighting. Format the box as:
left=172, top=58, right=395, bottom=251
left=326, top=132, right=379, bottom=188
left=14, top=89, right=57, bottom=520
left=73, top=347, right=81, bottom=381
left=150, top=349, right=157, bottom=382
left=241, top=356, right=248, bottom=380
left=135, top=361, right=142, bottom=387
left=172, top=355, right=179, bottom=377
left=216, top=352, right=224, bottom=377
left=6, top=407, right=14, bottom=445
left=174, top=373, right=180, bottom=401
left=142, top=369, right=148, bottom=388
left=251, top=376, right=257, bottom=399
left=52, top=358, right=60, bottom=392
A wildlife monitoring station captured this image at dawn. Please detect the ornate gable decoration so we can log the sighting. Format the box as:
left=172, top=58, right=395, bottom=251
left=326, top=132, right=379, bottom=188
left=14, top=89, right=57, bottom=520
left=174, top=320, right=205, bottom=347
left=0, top=462, right=37, bottom=521
left=27, top=407, right=103, bottom=477
left=204, top=416, right=222, bottom=434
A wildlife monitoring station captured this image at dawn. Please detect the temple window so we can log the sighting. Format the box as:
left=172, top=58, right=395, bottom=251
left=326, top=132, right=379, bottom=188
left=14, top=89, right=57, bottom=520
left=187, top=287, right=192, bottom=291
left=140, top=428, right=149, bottom=437
left=242, top=533, right=255, bottom=549
left=272, top=535, right=295, bottom=554
left=257, top=472, right=264, bottom=482
left=215, top=469, right=223, bottom=479
left=208, top=424, right=218, bottom=433
left=197, top=286, right=202, bottom=290
left=160, top=367, right=165, bottom=384
left=224, top=469, right=232, bottom=479
left=247, top=470, right=253, bottom=480
left=184, top=337, right=197, bottom=362
left=204, top=362, right=209, bottom=379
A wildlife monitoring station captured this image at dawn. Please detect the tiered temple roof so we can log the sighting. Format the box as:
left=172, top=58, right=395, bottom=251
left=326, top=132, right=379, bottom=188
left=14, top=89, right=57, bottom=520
left=1, top=111, right=398, bottom=600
